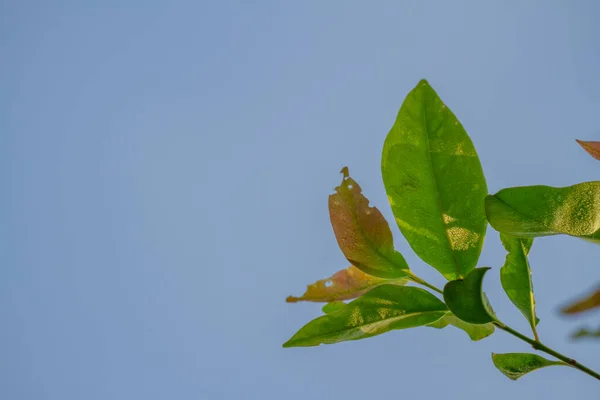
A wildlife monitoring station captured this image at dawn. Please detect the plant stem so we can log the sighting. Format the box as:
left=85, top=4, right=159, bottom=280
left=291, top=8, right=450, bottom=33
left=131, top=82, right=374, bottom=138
left=408, top=275, right=600, bottom=381
left=495, top=322, right=600, bottom=381
left=406, top=272, right=444, bottom=295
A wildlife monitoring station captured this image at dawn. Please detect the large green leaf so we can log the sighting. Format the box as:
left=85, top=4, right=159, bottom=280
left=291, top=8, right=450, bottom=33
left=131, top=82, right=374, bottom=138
left=329, top=168, right=409, bottom=278
left=491, top=353, right=565, bottom=380
left=500, top=234, right=539, bottom=338
left=283, top=285, right=447, bottom=347
left=381, top=80, right=488, bottom=281
left=286, top=265, right=407, bottom=303
left=443, top=268, right=496, bottom=324
left=428, top=312, right=495, bottom=341
left=485, top=182, right=600, bottom=242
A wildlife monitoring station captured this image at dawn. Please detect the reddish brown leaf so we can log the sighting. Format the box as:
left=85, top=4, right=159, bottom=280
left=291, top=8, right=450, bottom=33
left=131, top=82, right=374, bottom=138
left=328, top=168, right=409, bottom=278
left=562, top=286, right=600, bottom=315
left=576, top=140, right=600, bottom=160
left=286, top=265, right=406, bottom=303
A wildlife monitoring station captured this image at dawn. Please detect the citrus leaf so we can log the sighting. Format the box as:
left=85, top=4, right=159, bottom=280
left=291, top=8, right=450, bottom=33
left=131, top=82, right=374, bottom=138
left=381, top=79, right=487, bottom=281
left=576, top=139, right=600, bottom=160
left=485, top=182, right=600, bottom=242
left=500, top=234, right=539, bottom=338
left=561, top=286, right=600, bottom=315
left=329, top=168, right=409, bottom=278
left=428, top=312, right=495, bottom=341
left=286, top=265, right=407, bottom=303
left=321, top=302, right=346, bottom=314
left=491, top=353, right=565, bottom=380
left=283, top=285, right=447, bottom=347
left=443, top=267, right=496, bottom=324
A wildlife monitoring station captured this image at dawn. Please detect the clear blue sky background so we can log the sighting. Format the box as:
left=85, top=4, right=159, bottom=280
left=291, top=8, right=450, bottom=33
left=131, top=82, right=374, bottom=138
left=2, top=1, right=599, bottom=399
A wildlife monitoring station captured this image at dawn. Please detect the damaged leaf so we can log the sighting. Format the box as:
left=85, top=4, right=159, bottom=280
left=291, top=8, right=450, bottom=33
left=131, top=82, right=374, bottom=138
left=286, top=265, right=407, bottom=304
left=329, top=168, right=409, bottom=278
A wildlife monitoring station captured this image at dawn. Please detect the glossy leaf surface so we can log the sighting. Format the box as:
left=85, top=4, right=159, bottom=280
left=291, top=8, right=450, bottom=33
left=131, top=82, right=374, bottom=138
left=492, top=353, right=565, bottom=380
left=500, top=234, right=539, bottom=336
left=444, top=268, right=496, bottom=324
left=329, top=168, right=409, bottom=278
left=485, top=182, right=600, bottom=242
left=283, top=285, right=447, bottom=347
left=286, top=265, right=407, bottom=303
left=428, top=312, right=495, bottom=341
left=381, top=80, right=487, bottom=281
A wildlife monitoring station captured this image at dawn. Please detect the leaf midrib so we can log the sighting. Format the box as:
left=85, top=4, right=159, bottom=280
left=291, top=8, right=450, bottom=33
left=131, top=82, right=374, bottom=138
left=289, top=309, right=446, bottom=345
left=421, top=94, right=462, bottom=279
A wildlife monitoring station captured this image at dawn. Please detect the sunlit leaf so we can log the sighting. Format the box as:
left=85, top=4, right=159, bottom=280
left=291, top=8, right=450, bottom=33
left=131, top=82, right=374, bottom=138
left=381, top=79, right=488, bottom=281
left=561, top=286, right=600, bottom=315
left=500, top=234, right=539, bottom=338
left=444, top=268, right=497, bottom=324
left=428, top=312, right=495, bottom=341
left=321, top=302, right=346, bottom=314
left=491, top=353, right=565, bottom=380
left=283, top=285, right=447, bottom=347
left=576, top=140, right=600, bottom=160
left=329, top=168, right=409, bottom=278
left=286, top=265, right=407, bottom=304
left=485, top=182, right=600, bottom=242
left=571, top=326, right=600, bottom=340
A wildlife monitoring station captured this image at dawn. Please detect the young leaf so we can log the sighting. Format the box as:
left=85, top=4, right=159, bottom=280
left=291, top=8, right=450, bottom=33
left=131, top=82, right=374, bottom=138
left=576, top=139, right=600, bottom=160
left=329, top=168, right=409, bottom=278
left=286, top=265, right=407, bottom=303
left=485, top=182, right=600, bottom=242
left=491, top=353, right=565, bottom=380
left=500, top=234, right=539, bottom=339
left=443, top=267, right=496, bottom=324
left=381, top=79, right=488, bottom=281
left=321, top=302, right=346, bottom=314
left=561, top=287, right=600, bottom=315
left=283, top=285, right=447, bottom=347
left=428, top=312, right=495, bottom=341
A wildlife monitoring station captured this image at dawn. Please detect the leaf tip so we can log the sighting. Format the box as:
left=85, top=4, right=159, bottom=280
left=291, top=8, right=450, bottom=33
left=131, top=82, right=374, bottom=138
left=286, top=296, right=299, bottom=303
left=340, top=166, right=349, bottom=179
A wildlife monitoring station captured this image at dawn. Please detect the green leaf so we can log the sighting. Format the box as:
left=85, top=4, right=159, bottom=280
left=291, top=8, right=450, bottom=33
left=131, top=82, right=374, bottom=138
left=322, top=302, right=346, bottom=314
left=491, top=353, right=565, bottom=380
left=286, top=265, right=407, bottom=303
left=428, top=312, right=495, bottom=341
left=283, top=285, right=447, bottom=347
left=576, top=139, right=600, bottom=160
left=381, top=79, right=488, bottom=281
left=500, top=234, right=539, bottom=338
left=329, top=167, right=409, bottom=278
left=485, top=182, right=600, bottom=242
left=443, top=267, right=496, bottom=324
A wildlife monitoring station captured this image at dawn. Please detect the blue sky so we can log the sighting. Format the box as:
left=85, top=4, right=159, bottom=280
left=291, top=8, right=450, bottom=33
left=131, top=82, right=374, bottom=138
left=1, top=1, right=599, bottom=399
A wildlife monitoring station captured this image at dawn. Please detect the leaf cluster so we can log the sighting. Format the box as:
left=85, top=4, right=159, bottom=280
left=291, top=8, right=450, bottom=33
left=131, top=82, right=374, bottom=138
left=284, top=80, right=600, bottom=382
